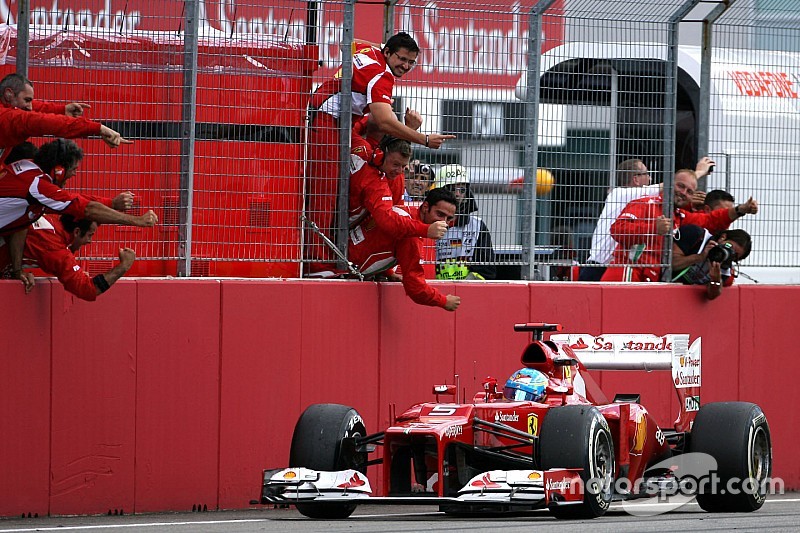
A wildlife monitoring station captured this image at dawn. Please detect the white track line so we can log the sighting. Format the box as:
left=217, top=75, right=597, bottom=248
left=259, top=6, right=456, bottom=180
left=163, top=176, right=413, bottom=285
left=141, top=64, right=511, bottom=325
left=1, top=500, right=799, bottom=532
left=0, top=519, right=269, bottom=532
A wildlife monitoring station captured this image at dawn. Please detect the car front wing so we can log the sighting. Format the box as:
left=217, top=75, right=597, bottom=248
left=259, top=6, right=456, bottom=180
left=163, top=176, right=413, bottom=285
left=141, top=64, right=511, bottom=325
left=259, top=467, right=584, bottom=509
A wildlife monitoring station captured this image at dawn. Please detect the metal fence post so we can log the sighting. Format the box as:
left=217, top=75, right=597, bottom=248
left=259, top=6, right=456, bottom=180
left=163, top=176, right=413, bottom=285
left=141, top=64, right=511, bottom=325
left=334, top=0, right=356, bottom=267
left=335, top=0, right=356, bottom=267
left=384, top=0, right=399, bottom=43
left=697, top=0, right=736, bottom=192
left=521, top=0, right=556, bottom=281
left=15, top=0, right=29, bottom=77
left=661, top=0, right=702, bottom=282
left=177, top=0, right=199, bottom=277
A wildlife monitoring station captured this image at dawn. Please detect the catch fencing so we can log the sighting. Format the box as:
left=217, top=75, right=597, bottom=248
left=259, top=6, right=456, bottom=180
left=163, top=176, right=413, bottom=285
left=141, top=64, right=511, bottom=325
left=3, top=0, right=799, bottom=282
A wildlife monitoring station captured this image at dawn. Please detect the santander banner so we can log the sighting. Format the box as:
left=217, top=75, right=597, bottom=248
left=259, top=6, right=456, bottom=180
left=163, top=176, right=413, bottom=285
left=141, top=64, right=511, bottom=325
left=2, top=0, right=563, bottom=87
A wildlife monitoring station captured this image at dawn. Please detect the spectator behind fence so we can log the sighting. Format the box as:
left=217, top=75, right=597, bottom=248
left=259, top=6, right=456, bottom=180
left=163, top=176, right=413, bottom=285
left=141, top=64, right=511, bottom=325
left=0, top=73, right=131, bottom=164
left=0, top=139, right=158, bottom=293
left=1, top=72, right=89, bottom=117
left=348, top=187, right=461, bottom=311
left=433, top=165, right=496, bottom=281
left=305, top=32, right=454, bottom=275
left=404, top=160, right=434, bottom=202
left=581, top=157, right=716, bottom=281
left=671, top=224, right=752, bottom=300
left=601, top=168, right=758, bottom=283
left=579, top=159, right=660, bottom=281
left=0, top=214, right=135, bottom=301
left=702, top=189, right=735, bottom=213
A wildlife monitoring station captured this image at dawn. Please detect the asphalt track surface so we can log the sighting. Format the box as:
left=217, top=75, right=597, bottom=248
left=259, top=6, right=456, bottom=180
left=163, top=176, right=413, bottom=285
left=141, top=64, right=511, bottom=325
left=1, top=495, right=799, bottom=533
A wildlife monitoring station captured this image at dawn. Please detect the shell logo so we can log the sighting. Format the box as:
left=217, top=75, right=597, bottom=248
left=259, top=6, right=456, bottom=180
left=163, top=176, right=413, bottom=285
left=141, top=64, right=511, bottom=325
left=283, top=471, right=297, bottom=479
left=631, top=411, right=647, bottom=454
left=528, top=472, right=542, bottom=480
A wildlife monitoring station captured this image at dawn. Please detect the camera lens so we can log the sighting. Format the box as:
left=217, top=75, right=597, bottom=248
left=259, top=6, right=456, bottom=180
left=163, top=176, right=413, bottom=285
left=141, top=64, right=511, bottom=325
left=708, top=242, right=734, bottom=267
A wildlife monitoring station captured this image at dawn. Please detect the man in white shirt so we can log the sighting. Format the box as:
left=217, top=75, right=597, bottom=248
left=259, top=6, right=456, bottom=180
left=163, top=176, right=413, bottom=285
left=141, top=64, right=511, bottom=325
left=579, top=159, right=660, bottom=281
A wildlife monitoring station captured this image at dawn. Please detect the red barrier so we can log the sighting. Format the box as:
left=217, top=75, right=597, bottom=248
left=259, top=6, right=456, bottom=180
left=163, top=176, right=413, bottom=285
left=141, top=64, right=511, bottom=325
left=738, top=286, right=800, bottom=494
left=1, top=279, right=798, bottom=517
left=0, top=280, right=53, bottom=518
left=133, top=280, right=221, bottom=513
left=378, top=281, right=459, bottom=428
left=218, top=281, right=303, bottom=509
left=49, top=283, right=138, bottom=515
left=454, top=283, right=531, bottom=396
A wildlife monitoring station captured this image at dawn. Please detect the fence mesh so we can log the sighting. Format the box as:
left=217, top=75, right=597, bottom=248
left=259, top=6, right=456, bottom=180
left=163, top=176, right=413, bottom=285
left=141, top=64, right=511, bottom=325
left=2, top=0, right=800, bottom=281
left=708, top=0, right=800, bottom=275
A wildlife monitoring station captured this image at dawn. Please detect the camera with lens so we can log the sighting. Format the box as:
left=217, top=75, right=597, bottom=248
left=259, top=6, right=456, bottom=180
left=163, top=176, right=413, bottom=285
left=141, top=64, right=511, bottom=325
left=707, top=241, right=737, bottom=268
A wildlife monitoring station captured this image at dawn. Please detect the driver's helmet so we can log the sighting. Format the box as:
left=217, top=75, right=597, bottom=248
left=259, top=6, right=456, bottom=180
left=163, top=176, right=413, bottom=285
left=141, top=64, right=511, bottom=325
left=503, top=368, right=548, bottom=402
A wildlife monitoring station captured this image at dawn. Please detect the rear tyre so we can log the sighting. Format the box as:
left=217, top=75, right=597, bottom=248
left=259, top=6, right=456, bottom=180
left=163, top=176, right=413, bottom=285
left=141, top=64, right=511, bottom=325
left=539, top=405, right=614, bottom=519
left=289, top=403, right=368, bottom=519
left=689, top=402, right=771, bottom=512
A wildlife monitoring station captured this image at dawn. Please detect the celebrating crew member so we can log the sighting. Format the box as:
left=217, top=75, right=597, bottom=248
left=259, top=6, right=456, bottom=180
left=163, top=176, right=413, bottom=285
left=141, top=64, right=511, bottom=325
left=0, top=73, right=131, bottom=164
left=0, top=139, right=157, bottom=293
left=305, top=32, right=454, bottom=274
left=348, top=187, right=461, bottom=311
left=602, top=169, right=758, bottom=282
left=1, top=73, right=90, bottom=117
left=349, top=136, right=447, bottom=235
left=0, top=214, right=136, bottom=301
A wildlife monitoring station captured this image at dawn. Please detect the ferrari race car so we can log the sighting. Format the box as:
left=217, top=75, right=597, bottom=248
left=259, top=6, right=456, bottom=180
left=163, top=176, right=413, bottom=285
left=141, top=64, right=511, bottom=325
left=257, top=323, right=772, bottom=519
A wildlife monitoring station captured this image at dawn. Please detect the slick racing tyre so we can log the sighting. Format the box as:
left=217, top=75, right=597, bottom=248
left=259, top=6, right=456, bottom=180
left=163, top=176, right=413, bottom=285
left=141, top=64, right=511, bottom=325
left=289, top=403, right=368, bottom=519
left=689, top=402, right=772, bottom=512
left=539, top=405, right=615, bottom=519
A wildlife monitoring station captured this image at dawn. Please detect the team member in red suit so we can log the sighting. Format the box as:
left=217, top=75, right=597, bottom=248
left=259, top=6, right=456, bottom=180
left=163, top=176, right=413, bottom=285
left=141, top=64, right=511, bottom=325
left=0, top=73, right=131, bottom=164
left=1, top=73, right=89, bottom=116
left=0, top=139, right=158, bottom=293
left=4, top=142, right=136, bottom=213
left=305, top=32, right=454, bottom=273
left=348, top=135, right=447, bottom=239
left=0, top=214, right=135, bottom=301
left=602, top=169, right=758, bottom=282
left=349, top=187, right=461, bottom=311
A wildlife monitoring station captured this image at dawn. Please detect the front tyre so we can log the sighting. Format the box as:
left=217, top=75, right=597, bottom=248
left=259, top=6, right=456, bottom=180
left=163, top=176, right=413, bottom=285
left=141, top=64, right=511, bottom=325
left=539, top=405, right=615, bottom=519
left=689, top=402, right=771, bottom=512
left=289, top=403, right=368, bottom=519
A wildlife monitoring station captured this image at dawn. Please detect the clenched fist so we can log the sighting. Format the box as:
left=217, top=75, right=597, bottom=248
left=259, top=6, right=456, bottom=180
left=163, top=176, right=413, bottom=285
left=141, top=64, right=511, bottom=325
left=427, top=220, right=449, bottom=239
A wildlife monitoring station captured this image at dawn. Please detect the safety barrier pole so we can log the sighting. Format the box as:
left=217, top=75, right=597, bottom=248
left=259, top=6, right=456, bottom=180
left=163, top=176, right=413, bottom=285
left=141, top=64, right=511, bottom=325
left=661, top=0, right=702, bottom=283
left=15, top=0, right=29, bottom=77
left=522, top=0, right=556, bottom=281
left=177, top=0, right=199, bottom=277
left=335, top=0, right=356, bottom=267
left=697, top=0, right=737, bottom=192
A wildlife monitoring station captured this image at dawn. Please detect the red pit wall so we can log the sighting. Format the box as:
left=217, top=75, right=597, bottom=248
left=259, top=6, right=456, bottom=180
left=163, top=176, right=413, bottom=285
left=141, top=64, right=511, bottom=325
left=0, top=280, right=797, bottom=516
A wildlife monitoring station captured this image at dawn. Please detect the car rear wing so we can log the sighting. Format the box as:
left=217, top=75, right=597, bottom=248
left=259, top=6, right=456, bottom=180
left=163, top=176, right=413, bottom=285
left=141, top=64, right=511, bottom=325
left=550, top=333, right=701, bottom=432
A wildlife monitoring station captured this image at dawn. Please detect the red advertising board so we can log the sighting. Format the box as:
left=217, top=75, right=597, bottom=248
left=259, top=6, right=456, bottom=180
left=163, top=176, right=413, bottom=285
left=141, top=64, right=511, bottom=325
left=2, top=0, right=564, bottom=89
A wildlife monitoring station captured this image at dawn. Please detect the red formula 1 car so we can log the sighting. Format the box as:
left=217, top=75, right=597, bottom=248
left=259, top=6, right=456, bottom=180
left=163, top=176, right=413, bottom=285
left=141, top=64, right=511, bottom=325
left=257, top=323, right=772, bottom=519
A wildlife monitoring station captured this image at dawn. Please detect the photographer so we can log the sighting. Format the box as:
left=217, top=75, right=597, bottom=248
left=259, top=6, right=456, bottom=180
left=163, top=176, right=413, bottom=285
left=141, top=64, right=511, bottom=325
left=671, top=224, right=752, bottom=300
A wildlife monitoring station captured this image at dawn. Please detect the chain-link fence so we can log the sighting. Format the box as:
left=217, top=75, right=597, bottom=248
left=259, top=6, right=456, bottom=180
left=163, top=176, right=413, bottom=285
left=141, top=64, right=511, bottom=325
left=3, top=0, right=800, bottom=282
left=706, top=0, right=800, bottom=282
